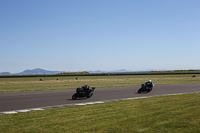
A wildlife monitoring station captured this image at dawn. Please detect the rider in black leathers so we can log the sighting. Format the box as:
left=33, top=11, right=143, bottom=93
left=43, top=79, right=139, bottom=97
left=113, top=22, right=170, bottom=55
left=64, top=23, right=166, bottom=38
left=83, top=84, right=90, bottom=94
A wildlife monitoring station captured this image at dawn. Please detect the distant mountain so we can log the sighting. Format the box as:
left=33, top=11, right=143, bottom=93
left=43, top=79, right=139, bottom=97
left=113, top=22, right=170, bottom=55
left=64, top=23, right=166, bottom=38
left=88, top=69, right=147, bottom=73
left=1, top=68, right=199, bottom=76
left=0, top=72, right=11, bottom=75
left=0, top=69, right=152, bottom=75
left=110, top=69, right=131, bottom=73
left=14, top=68, right=64, bottom=75
left=88, top=70, right=105, bottom=73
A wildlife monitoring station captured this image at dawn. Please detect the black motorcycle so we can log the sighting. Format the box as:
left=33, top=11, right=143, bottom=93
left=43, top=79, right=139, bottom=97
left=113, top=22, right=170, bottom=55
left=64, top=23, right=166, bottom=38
left=72, top=87, right=95, bottom=100
left=138, top=83, right=154, bottom=93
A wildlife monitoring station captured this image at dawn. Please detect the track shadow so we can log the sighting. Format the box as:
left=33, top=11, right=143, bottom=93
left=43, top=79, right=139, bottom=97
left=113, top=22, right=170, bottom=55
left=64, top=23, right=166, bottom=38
left=66, top=97, right=88, bottom=101
left=135, top=92, right=150, bottom=94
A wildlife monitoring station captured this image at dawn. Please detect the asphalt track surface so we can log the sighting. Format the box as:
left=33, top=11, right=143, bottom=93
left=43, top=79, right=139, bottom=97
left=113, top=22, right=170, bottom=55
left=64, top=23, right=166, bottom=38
left=0, top=83, right=200, bottom=113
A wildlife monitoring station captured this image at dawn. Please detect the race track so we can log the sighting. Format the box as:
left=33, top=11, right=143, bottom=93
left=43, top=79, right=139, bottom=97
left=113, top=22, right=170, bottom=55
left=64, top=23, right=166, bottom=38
left=0, top=83, right=200, bottom=113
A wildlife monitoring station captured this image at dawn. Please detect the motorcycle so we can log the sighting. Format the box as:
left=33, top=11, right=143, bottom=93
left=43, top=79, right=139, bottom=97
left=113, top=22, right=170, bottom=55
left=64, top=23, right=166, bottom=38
left=138, top=83, right=154, bottom=93
left=72, top=86, right=95, bottom=100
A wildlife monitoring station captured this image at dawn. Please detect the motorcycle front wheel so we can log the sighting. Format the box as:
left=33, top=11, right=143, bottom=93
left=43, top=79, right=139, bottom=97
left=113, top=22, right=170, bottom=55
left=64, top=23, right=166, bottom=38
left=147, top=87, right=152, bottom=92
left=86, top=92, right=93, bottom=98
left=72, top=93, right=78, bottom=100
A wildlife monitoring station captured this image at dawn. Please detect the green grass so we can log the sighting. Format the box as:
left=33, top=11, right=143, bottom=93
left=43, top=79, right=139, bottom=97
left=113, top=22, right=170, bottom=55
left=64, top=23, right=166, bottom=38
left=0, top=74, right=200, bottom=92
left=0, top=93, right=200, bottom=132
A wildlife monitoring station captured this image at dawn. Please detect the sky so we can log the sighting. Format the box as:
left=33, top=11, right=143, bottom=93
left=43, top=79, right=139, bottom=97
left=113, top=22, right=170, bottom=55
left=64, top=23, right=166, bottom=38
left=0, top=0, right=200, bottom=73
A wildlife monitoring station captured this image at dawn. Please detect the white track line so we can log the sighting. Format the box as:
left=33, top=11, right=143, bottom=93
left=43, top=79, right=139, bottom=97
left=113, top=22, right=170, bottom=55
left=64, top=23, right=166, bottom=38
left=1, top=91, right=200, bottom=115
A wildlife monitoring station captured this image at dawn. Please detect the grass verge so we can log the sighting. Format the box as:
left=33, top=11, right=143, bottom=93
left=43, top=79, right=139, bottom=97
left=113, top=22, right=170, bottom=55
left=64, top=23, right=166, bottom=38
left=0, top=93, right=200, bottom=132
left=0, top=74, right=200, bottom=92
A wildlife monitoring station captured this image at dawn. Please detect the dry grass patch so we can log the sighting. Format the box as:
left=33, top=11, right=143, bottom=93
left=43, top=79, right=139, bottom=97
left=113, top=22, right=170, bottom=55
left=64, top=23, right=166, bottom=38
left=0, top=74, right=200, bottom=92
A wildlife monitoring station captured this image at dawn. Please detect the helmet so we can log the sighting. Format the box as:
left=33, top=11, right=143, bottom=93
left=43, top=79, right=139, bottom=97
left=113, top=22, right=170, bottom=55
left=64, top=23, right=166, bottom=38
left=148, top=80, right=152, bottom=83
left=85, top=84, right=88, bottom=88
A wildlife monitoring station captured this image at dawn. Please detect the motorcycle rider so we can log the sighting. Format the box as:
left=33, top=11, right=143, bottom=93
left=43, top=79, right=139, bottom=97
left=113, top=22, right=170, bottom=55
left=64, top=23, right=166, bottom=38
left=145, top=80, right=153, bottom=88
left=83, top=84, right=90, bottom=94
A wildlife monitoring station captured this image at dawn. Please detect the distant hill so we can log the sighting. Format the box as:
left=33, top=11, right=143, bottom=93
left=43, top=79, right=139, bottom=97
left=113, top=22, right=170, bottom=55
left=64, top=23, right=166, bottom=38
left=14, top=68, right=64, bottom=75
left=0, top=72, right=11, bottom=75
left=88, top=69, right=149, bottom=73
left=1, top=68, right=143, bottom=75
left=1, top=68, right=199, bottom=76
left=0, top=68, right=156, bottom=75
left=0, top=68, right=65, bottom=75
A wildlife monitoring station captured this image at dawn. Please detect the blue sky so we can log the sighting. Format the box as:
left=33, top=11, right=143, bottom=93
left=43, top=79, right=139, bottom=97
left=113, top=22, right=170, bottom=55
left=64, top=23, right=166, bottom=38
left=0, top=0, right=200, bottom=73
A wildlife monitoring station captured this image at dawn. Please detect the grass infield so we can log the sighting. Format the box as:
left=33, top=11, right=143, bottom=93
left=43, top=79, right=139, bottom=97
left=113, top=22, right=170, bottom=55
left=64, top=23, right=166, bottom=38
left=0, top=74, right=200, bottom=92
left=0, top=93, right=200, bottom=132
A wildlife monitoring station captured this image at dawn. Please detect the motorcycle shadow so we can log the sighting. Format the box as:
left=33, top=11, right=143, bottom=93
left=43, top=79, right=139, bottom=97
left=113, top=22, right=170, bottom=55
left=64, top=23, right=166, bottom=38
left=67, top=97, right=88, bottom=101
left=136, top=92, right=150, bottom=94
